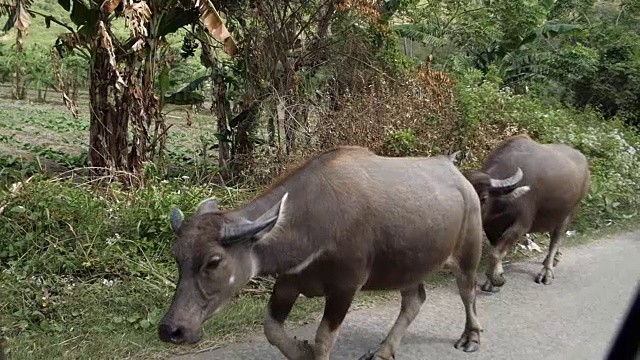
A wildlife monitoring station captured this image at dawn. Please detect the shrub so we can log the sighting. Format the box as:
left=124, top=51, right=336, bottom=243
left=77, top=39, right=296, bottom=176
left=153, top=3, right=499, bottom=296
left=382, top=128, right=419, bottom=156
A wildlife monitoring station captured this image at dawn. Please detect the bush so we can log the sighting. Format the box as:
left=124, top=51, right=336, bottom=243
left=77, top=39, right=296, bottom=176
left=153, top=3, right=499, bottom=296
left=382, top=128, right=419, bottom=156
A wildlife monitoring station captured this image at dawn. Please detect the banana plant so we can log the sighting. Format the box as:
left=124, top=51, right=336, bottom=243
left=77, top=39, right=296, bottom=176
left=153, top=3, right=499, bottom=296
left=0, top=0, right=32, bottom=99
left=28, top=0, right=239, bottom=176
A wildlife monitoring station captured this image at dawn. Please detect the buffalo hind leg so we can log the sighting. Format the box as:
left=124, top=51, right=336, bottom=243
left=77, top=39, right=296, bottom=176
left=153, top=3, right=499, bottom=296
left=359, top=284, right=426, bottom=360
left=450, top=261, right=482, bottom=352
left=536, top=216, right=570, bottom=285
left=482, top=224, right=528, bottom=293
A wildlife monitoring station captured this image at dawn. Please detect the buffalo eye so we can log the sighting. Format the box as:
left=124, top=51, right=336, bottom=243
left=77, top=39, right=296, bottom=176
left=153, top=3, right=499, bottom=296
left=206, top=256, right=222, bottom=270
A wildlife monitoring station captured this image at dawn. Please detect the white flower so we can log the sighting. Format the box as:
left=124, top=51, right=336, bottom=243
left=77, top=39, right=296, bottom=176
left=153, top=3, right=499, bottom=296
left=105, top=233, right=121, bottom=246
left=102, top=279, right=114, bottom=287
left=30, top=276, right=43, bottom=286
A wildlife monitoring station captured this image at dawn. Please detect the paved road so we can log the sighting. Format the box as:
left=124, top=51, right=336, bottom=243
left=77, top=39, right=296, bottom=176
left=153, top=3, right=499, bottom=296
left=174, top=231, right=640, bottom=360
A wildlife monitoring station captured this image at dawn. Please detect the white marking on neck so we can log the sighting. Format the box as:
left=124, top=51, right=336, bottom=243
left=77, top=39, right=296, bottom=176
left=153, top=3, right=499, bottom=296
left=249, top=252, right=260, bottom=279
left=284, top=249, right=324, bottom=275
left=228, top=274, right=235, bottom=285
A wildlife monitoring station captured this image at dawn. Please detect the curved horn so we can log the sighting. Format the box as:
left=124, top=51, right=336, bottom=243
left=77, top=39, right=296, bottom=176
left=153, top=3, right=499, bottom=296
left=220, top=216, right=278, bottom=245
left=501, top=186, right=530, bottom=202
left=490, top=167, right=523, bottom=188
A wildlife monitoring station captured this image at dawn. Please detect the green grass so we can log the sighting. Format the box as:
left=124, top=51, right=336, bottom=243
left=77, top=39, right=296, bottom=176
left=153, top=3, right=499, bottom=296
left=1, top=278, right=399, bottom=360
left=0, top=95, right=219, bottom=177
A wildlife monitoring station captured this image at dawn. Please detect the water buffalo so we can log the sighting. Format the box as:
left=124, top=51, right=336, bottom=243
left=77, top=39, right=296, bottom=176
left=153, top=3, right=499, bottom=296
left=464, top=134, right=590, bottom=292
left=158, top=146, right=523, bottom=360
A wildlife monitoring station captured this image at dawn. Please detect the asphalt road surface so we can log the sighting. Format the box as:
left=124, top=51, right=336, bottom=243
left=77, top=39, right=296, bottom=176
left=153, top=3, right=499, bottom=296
left=174, top=231, right=640, bottom=360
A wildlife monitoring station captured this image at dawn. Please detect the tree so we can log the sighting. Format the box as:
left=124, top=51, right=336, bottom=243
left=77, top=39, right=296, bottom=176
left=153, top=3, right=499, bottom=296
left=38, top=0, right=237, bottom=181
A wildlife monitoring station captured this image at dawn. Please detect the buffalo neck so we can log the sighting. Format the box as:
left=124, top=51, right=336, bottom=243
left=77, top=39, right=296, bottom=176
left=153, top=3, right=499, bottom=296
left=230, top=185, right=319, bottom=277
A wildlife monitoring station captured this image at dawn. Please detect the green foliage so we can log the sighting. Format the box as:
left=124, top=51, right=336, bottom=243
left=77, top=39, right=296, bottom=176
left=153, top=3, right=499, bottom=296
left=382, top=128, right=419, bottom=156
left=392, top=23, right=446, bottom=47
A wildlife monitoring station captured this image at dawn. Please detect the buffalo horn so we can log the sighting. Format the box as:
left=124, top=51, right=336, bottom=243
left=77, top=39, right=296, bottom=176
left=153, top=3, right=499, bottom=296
left=220, top=216, right=278, bottom=245
left=490, top=167, right=523, bottom=188
left=502, top=186, right=530, bottom=201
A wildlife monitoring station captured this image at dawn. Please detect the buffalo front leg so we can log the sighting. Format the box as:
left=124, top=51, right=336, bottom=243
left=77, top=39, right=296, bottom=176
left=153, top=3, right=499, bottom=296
left=310, top=289, right=357, bottom=360
left=482, top=226, right=526, bottom=293
left=359, top=283, right=426, bottom=360
left=535, top=217, right=570, bottom=285
left=264, top=280, right=312, bottom=360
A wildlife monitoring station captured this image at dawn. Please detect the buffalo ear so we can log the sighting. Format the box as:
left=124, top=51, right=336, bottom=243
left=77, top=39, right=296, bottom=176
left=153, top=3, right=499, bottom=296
left=170, top=207, right=184, bottom=233
left=195, top=198, right=219, bottom=215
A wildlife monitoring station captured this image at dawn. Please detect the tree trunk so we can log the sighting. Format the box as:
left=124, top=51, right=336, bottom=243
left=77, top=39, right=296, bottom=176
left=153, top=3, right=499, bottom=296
left=135, top=10, right=163, bottom=174
left=230, top=103, right=257, bottom=179
left=213, top=71, right=231, bottom=176
left=14, top=30, right=25, bottom=100
left=72, top=80, right=78, bottom=104
left=88, top=40, right=129, bottom=179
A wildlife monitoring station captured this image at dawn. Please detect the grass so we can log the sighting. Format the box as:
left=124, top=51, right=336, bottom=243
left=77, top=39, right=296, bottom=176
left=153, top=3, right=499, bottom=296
left=0, top=91, right=219, bottom=177
left=1, top=280, right=399, bottom=360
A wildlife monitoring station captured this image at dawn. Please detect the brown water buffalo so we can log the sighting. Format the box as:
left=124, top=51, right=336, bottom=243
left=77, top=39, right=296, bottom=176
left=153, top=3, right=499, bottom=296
left=464, top=134, right=590, bottom=292
left=157, top=146, right=525, bottom=360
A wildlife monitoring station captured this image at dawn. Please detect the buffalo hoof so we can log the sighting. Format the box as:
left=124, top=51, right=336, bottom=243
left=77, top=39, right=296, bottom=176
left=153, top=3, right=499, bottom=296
left=491, top=273, right=506, bottom=287
left=481, top=280, right=502, bottom=293
left=358, top=352, right=394, bottom=360
left=286, top=338, right=315, bottom=360
left=454, top=331, right=480, bottom=353
left=535, top=268, right=554, bottom=285
left=358, top=346, right=395, bottom=360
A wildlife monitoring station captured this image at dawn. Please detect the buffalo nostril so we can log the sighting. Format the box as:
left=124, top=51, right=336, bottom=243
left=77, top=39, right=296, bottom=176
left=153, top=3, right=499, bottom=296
left=159, top=323, right=184, bottom=343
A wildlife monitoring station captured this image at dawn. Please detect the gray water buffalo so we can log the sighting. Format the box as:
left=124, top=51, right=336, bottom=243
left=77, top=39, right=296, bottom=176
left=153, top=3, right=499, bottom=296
left=464, top=134, right=590, bottom=292
left=157, top=146, right=525, bottom=360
